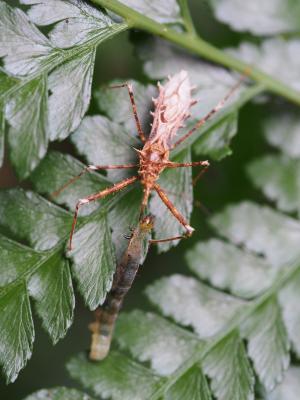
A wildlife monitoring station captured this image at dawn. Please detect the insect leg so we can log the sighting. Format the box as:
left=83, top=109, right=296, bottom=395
left=163, top=158, right=210, bottom=191
left=171, top=71, right=249, bottom=149
left=160, top=181, right=211, bottom=217
left=69, top=176, right=138, bottom=250
left=153, top=183, right=194, bottom=237
left=138, top=162, right=209, bottom=217
left=150, top=235, right=187, bottom=244
left=52, top=163, right=137, bottom=198
left=108, top=82, right=147, bottom=143
left=192, top=162, right=210, bottom=186
left=163, top=160, right=209, bottom=169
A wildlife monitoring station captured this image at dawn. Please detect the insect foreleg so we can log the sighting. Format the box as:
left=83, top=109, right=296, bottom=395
left=108, top=82, right=146, bottom=143
left=68, top=176, right=138, bottom=250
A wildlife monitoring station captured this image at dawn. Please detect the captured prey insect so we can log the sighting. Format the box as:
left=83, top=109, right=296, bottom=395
left=88, top=215, right=154, bottom=360
left=54, top=69, right=245, bottom=250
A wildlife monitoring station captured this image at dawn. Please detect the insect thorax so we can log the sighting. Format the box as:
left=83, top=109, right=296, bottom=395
left=138, top=142, right=169, bottom=184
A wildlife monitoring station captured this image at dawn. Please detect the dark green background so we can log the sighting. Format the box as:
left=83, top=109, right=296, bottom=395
left=0, top=1, right=275, bottom=398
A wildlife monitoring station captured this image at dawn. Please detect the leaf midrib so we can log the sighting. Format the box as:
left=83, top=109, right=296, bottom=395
left=149, top=257, right=300, bottom=399
left=0, top=22, right=128, bottom=103
left=0, top=184, right=131, bottom=297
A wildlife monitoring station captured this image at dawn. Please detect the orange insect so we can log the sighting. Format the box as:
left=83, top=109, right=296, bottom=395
left=54, top=70, right=244, bottom=249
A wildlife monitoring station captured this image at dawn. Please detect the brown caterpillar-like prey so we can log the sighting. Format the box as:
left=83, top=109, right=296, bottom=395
left=88, top=215, right=154, bottom=360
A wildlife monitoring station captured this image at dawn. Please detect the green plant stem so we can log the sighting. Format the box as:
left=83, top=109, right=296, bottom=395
left=178, top=0, right=197, bottom=35
left=92, top=0, right=300, bottom=107
left=0, top=23, right=128, bottom=103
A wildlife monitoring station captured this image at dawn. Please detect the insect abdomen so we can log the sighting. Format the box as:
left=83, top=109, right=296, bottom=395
left=149, top=70, right=195, bottom=147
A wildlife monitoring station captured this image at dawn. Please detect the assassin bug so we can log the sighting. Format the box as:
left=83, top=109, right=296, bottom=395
left=54, top=70, right=245, bottom=250
left=89, top=214, right=154, bottom=360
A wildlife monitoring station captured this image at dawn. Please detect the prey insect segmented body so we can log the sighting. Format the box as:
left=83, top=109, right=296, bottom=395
left=53, top=69, right=245, bottom=250
left=89, top=215, right=154, bottom=360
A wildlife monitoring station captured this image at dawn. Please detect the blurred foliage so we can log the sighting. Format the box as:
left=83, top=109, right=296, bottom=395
left=0, top=0, right=300, bottom=399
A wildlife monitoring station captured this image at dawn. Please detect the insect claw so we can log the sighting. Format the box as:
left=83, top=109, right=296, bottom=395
left=79, top=198, right=89, bottom=205
left=150, top=111, right=154, bottom=116
left=185, top=225, right=195, bottom=237
left=190, top=100, right=198, bottom=106
left=123, top=234, right=132, bottom=240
